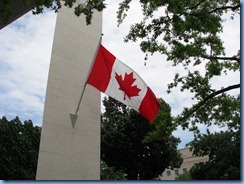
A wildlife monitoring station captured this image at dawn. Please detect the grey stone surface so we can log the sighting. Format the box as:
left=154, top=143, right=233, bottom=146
left=36, top=2, right=102, bottom=180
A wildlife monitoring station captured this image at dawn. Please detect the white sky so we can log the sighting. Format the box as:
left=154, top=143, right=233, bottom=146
left=0, top=1, right=240, bottom=148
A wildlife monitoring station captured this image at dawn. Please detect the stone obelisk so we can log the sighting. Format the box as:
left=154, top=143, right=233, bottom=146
left=36, top=1, right=102, bottom=180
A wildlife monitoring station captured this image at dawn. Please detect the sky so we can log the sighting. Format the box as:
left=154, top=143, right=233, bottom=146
left=0, top=0, right=240, bottom=149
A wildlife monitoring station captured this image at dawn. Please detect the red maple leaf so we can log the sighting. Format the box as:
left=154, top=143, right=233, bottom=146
left=115, top=72, right=141, bottom=100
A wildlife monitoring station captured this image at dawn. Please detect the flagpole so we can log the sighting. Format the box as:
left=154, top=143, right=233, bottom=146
left=70, top=34, right=103, bottom=127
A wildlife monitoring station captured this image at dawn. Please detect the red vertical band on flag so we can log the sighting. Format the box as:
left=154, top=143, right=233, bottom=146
left=87, top=45, right=116, bottom=92
left=139, top=87, right=160, bottom=121
left=87, top=44, right=160, bottom=121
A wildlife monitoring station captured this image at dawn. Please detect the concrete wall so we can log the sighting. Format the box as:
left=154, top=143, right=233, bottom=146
left=36, top=1, right=102, bottom=180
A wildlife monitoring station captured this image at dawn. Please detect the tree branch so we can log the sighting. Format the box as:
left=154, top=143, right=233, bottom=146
left=183, top=3, right=240, bottom=18
left=189, top=0, right=206, bottom=11
left=209, top=4, right=240, bottom=14
left=178, top=84, right=240, bottom=122
left=202, top=56, right=240, bottom=63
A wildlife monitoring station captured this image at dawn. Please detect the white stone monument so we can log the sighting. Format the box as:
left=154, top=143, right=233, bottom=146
left=36, top=1, right=102, bottom=180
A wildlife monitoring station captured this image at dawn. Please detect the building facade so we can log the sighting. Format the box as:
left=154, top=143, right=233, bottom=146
left=36, top=1, right=102, bottom=180
left=160, top=147, right=209, bottom=180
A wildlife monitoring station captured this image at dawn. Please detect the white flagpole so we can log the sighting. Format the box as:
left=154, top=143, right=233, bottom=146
left=70, top=34, right=103, bottom=127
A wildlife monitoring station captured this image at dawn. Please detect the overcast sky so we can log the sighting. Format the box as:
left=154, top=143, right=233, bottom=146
left=0, top=1, right=240, bottom=148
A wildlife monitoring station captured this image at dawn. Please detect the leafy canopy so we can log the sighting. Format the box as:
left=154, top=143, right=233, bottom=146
left=100, top=161, right=125, bottom=180
left=0, top=0, right=105, bottom=25
left=117, top=0, right=240, bottom=132
left=101, top=97, right=182, bottom=180
left=0, top=116, right=41, bottom=180
left=188, top=129, right=240, bottom=180
left=175, top=170, right=192, bottom=180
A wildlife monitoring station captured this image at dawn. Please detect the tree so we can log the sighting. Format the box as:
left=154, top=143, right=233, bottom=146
left=101, top=97, right=182, bottom=180
left=117, top=0, right=240, bottom=131
left=100, top=161, right=125, bottom=180
left=0, top=116, right=41, bottom=180
left=175, top=171, right=192, bottom=180
left=188, top=129, right=240, bottom=180
left=115, top=2, right=240, bottom=179
left=0, top=0, right=105, bottom=25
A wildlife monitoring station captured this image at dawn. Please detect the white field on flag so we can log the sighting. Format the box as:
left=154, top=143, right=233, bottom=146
left=105, top=57, right=148, bottom=112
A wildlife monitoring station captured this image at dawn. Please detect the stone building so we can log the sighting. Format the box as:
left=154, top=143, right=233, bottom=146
left=160, top=147, right=209, bottom=180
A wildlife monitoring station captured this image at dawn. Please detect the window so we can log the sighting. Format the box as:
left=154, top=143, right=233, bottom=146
left=183, top=168, right=187, bottom=173
left=167, top=171, right=171, bottom=176
left=175, top=170, right=179, bottom=176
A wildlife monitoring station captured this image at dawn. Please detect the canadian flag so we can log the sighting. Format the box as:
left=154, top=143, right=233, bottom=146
left=87, top=44, right=160, bottom=122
